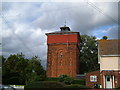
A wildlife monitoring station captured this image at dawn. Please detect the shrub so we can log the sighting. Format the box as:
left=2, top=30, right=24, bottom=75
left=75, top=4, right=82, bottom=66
left=72, top=79, right=86, bottom=85
left=65, top=84, right=91, bottom=89
left=116, top=86, right=120, bottom=89
left=58, top=75, right=74, bottom=85
left=25, top=81, right=66, bottom=88
left=46, top=77, right=59, bottom=81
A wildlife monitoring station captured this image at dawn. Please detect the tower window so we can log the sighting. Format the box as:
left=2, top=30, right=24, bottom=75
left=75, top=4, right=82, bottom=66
left=48, top=61, right=50, bottom=66
left=60, top=52, right=63, bottom=58
left=51, top=60, right=53, bottom=65
left=70, top=60, right=72, bottom=66
left=60, top=61, right=62, bottom=65
left=60, top=52, right=63, bottom=65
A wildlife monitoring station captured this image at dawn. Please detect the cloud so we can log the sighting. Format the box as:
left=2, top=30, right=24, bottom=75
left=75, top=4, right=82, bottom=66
left=92, top=25, right=118, bottom=39
left=33, top=2, right=118, bottom=34
left=2, top=2, right=118, bottom=68
left=106, top=25, right=119, bottom=39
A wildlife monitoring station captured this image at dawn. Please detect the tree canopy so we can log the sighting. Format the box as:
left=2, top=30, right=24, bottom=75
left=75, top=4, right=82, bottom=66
left=2, top=53, right=46, bottom=85
left=80, top=35, right=100, bottom=74
left=102, top=36, right=108, bottom=40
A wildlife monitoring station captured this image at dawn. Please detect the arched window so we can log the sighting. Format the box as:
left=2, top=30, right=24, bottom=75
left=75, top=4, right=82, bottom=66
left=60, top=52, right=63, bottom=59
left=70, top=59, right=72, bottom=66
left=57, top=49, right=64, bottom=66
left=69, top=52, right=72, bottom=66
left=60, top=52, right=63, bottom=65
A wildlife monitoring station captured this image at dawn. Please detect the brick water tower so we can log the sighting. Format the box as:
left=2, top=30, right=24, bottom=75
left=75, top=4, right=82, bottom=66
left=46, top=25, right=80, bottom=78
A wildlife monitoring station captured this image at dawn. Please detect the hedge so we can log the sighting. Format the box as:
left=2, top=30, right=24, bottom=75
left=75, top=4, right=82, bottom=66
left=65, top=84, right=91, bottom=89
left=116, top=86, right=120, bottom=89
left=25, top=81, right=91, bottom=89
left=25, top=81, right=66, bottom=88
left=72, top=79, right=86, bottom=85
left=46, top=77, right=59, bottom=81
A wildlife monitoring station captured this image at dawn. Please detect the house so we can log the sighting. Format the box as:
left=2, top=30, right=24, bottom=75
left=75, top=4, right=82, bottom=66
left=86, top=39, right=120, bottom=88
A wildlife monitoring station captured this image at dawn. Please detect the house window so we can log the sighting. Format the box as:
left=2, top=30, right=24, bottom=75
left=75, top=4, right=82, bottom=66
left=90, top=75, right=97, bottom=82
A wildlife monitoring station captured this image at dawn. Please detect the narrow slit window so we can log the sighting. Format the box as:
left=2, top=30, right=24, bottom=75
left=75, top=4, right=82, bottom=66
left=60, top=52, right=63, bottom=65
left=60, top=52, right=63, bottom=58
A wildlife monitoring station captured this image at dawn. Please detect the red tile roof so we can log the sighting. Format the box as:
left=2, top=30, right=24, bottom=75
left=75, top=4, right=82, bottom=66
left=98, top=39, right=120, bottom=55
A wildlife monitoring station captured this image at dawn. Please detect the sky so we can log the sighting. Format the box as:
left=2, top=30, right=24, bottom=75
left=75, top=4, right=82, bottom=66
left=1, top=1, right=119, bottom=68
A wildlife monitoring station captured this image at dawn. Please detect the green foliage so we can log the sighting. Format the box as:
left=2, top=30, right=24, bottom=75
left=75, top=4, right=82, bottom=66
left=0, top=67, right=1, bottom=84
left=102, top=36, right=108, bottom=40
left=0, top=56, right=2, bottom=84
left=2, top=53, right=46, bottom=85
left=2, top=53, right=27, bottom=84
left=25, top=81, right=90, bottom=89
left=46, top=77, right=59, bottom=81
left=72, top=79, right=85, bottom=85
left=80, top=35, right=99, bottom=73
left=58, top=75, right=74, bottom=85
left=65, top=84, right=91, bottom=88
left=116, top=86, right=120, bottom=89
left=24, top=76, right=88, bottom=89
left=25, top=81, right=66, bottom=88
left=25, top=56, right=46, bottom=84
left=0, top=56, right=1, bottom=67
left=0, top=55, right=6, bottom=67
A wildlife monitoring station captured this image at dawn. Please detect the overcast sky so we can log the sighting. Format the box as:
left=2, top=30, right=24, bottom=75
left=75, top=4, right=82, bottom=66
left=1, top=2, right=119, bottom=68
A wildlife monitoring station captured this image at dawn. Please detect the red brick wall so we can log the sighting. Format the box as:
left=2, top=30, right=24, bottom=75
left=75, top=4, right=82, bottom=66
left=47, top=34, right=78, bottom=44
left=86, top=70, right=120, bottom=88
left=46, top=43, right=80, bottom=78
left=86, top=71, right=101, bottom=88
left=46, top=32, right=80, bottom=78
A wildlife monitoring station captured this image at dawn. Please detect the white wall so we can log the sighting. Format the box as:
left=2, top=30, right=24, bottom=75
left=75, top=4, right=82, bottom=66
left=100, top=56, right=120, bottom=71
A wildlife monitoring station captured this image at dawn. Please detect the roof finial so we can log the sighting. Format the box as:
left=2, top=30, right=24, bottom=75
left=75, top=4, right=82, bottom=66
left=64, top=19, right=66, bottom=27
left=60, top=19, right=70, bottom=31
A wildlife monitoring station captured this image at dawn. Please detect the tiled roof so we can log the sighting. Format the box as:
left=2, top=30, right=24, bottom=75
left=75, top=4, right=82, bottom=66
left=46, top=30, right=79, bottom=35
left=98, top=39, right=120, bottom=55
left=46, top=26, right=80, bottom=35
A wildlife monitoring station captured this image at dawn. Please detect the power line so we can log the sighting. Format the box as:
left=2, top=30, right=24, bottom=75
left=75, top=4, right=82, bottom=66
left=2, top=2, right=118, bottom=24
left=85, top=0, right=118, bottom=24
left=1, top=2, right=118, bottom=56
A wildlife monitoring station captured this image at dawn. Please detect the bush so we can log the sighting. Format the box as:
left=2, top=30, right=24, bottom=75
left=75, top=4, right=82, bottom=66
left=25, top=81, right=66, bottom=88
left=65, top=84, right=91, bottom=89
left=58, top=75, right=74, bottom=85
left=46, top=77, right=59, bottom=81
left=72, top=79, right=86, bottom=85
left=116, top=86, right=120, bottom=89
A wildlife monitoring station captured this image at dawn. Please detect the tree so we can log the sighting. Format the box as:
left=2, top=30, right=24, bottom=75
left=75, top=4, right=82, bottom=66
left=0, top=56, right=2, bottom=67
left=25, top=56, right=46, bottom=84
left=80, top=35, right=100, bottom=74
left=0, top=55, right=6, bottom=67
left=2, top=53, right=28, bottom=84
left=2, top=53, right=46, bottom=85
left=0, top=55, right=2, bottom=84
left=102, top=36, right=108, bottom=40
